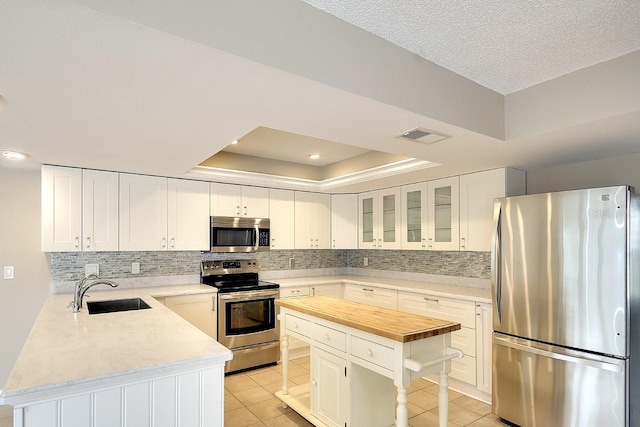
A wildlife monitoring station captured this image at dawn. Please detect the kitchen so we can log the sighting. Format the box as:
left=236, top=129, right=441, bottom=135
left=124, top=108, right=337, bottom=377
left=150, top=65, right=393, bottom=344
left=1, top=1, right=640, bottom=426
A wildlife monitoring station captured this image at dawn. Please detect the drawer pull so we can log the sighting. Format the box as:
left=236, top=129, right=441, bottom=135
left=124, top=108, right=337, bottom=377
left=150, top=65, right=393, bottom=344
left=424, top=297, right=439, bottom=302
left=362, top=288, right=374, bottom=292
left=324, top=333, right=330, bottom=340
left=366, top=349, right=373, bottom=356
left=294, top=322, right=299, bottom=328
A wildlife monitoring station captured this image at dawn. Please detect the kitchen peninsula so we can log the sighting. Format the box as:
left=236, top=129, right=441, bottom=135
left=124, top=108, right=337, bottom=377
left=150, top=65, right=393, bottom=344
left=276, top=296, right=462, bottom=427
left=0, top=286, right=232, bottom=427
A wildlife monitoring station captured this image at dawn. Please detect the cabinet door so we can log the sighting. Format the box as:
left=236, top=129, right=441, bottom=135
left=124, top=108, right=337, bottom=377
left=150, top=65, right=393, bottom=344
left=41, top=165, right=82, bottom=251
left=427, top=176, right=459, bottom=251
left=269, top=189, right=295, bottom=249
left=331, top=194, right=358, bottom=249
left=210, top=182, right=242, bottom=217
left=310, top=192, right=331, bottom=249
left=311, top=347, right=347, bottom=427
left=459, top=169, right=505, bottom=252
left=311, top=283, right=342, bottom=298
left=164, top=294, right=217, bottom=339
left=401, top=183, right=428, bottom=250
left=378, top=187, right=401, bottom=249
left=358, top=191, right=377, bottom=249
left=167, top=179, right=209, bottom=250
left=119, top=174, right=168, bottom=251
left=82, top=170, right=119, bottom=252
left=294, top=191, right=313, bottom=249
left=242, top=186, right=269, bottom=218
left=476, top=302, right=492, bottom=394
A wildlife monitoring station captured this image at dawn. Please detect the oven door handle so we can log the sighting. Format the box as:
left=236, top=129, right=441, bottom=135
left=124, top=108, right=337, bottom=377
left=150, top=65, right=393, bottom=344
left=219, top=291, right=279, bottom=301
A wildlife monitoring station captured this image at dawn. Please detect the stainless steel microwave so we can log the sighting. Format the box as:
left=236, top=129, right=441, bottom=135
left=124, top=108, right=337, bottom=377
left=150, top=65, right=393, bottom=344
left=210, top=216, right=270, bottom=252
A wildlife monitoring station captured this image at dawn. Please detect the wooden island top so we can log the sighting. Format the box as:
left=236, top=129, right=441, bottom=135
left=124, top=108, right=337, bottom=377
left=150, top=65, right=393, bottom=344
left=276, top=295, right=461, bottom=343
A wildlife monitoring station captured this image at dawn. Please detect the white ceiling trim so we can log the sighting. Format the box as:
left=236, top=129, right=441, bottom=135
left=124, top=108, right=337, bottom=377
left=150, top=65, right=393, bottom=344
left=186, top=158, right=439, bottom=192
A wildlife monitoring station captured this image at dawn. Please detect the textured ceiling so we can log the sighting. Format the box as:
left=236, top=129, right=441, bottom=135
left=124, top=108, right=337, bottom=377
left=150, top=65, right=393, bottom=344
left=301, top=0, right=640, bottom=94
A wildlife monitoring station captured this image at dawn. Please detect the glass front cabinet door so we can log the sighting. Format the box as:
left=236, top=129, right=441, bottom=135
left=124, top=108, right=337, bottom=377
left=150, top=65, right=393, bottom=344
left=401, top=183, right=428, bottom=250
left=358, top=188, right=401, bottom=249
left=427, top=176, right=460, bottom=251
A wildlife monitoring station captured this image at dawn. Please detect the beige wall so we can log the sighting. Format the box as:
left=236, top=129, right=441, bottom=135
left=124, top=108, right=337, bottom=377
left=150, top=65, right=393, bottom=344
left=0, top=167, right=50, bottom=387
left=527, top=152, right=640, bottom=194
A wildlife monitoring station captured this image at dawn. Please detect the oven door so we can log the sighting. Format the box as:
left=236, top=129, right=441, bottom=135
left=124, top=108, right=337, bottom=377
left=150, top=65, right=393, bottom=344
left=218, top=290, right=279, bottom=349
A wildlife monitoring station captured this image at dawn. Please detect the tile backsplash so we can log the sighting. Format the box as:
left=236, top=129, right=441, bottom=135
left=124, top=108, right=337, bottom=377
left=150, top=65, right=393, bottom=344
left=50, top=249, right=490, bottom=282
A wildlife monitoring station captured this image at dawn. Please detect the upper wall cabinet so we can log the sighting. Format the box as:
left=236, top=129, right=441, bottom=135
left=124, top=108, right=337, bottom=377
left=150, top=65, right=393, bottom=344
left=41, top=165, right=82, bottom=252
left=331, top=194, right=358, bottom=249
left=459, top=168, right=526, bottom=252
left=358, top=188, right=401, bottom=249
left=269, top=188, right=295, bottom=250
left=119, top=174, right=168, bottom=251
left=427, top=176, right=460, bottom=251
left=401, top=183, right=428, bottom=250
left=82, top=169, right=119, bottom=251
left=210, top=183, right=269, bottom=218
left=167, top=179, right=210, bottom=251
left=42, top=166, right=119, bottom=252
left=294, top=191, right=331, bottom=249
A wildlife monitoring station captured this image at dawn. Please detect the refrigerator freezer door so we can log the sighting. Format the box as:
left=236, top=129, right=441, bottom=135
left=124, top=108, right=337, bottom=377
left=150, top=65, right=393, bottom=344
left=493, top=186, right=629, bottom=357
left=493, top=333, right=627, bottom=427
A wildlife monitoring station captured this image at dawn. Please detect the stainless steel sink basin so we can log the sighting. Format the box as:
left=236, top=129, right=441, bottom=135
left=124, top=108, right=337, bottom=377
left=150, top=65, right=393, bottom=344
left=87, top=298, right=151, bottom=314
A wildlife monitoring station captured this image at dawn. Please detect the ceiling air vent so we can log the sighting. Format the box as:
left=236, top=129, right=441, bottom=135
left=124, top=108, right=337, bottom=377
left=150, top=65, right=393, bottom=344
left=396, top=128, right=449, bottom=145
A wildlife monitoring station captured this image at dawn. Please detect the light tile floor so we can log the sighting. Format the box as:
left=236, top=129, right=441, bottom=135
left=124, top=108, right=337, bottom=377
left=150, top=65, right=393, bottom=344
left=226, top=356, right=513, bottom=427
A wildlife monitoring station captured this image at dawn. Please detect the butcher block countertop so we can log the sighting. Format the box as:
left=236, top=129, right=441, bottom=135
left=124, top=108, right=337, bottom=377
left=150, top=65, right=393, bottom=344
left=276, top=295, right=461, bottom=343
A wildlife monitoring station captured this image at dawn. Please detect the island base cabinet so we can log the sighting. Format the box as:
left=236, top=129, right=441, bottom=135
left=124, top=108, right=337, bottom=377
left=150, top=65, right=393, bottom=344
left=16, top=366, right=225, bottom=427
left=311, top=348, right=348, bottom=427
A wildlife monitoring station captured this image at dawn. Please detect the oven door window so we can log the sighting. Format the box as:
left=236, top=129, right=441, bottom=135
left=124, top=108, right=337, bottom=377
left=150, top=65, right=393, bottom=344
left=213, top=227, right=256, bottom=247
left=225, top=299, right=275, bottom=335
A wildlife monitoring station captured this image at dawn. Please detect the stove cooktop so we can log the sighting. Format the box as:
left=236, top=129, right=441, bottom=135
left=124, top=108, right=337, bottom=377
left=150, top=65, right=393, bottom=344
left=200, top=259, right=279, bottom=293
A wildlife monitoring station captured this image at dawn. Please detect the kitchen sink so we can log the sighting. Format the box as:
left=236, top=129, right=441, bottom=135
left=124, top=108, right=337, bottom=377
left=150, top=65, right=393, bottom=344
left=87, top=298, right=151, bottom=315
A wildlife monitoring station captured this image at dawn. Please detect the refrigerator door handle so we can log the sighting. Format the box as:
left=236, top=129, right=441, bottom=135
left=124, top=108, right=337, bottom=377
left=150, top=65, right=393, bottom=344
left=491, top=200, right=502, bottom=324
left=494, top=336, right=623, bottom=374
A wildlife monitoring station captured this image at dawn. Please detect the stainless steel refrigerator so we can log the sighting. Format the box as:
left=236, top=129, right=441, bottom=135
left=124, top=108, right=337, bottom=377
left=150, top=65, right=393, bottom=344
left=491, top=186, right=639, bottom=427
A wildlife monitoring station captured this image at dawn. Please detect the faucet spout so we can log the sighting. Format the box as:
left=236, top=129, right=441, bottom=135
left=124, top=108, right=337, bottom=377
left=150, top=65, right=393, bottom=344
left=69, top=274, right=119, bottom=313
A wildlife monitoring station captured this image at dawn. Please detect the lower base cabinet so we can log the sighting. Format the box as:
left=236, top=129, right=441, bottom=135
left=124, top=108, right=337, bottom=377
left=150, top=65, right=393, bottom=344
left=163, top=293, right=217, bottom=339
left=311, top=347, right=348, bottom=427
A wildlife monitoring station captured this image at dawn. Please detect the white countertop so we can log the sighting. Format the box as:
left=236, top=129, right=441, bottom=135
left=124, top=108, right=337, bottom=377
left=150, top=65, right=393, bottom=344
left=1, top=285, right=231, bottom=402
left=274, top=275, right=492, bottom=303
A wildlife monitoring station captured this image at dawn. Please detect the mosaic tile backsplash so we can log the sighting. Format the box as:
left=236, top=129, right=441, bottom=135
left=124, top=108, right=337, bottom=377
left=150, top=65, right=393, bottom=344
left=50, top=249, right=490, bottom=282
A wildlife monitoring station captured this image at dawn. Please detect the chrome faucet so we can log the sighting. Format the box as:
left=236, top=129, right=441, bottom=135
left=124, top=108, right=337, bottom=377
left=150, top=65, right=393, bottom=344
left=69, top=273, right=119, bottom=312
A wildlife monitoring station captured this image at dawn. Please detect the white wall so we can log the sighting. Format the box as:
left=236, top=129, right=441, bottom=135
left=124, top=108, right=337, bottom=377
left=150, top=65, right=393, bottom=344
left=527, top=152, right=640, bottom=194
left=0, top=166, right=50, bottom=387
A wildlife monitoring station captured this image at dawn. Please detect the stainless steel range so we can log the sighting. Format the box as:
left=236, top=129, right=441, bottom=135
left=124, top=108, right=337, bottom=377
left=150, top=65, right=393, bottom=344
left=201, top=259, right=280, bottom=373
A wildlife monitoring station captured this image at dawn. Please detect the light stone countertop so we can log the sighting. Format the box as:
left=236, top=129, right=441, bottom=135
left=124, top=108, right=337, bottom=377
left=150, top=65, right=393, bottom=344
left=273, top=275, right=492, bottom=303
left=0, top=285, right=231, bottom=402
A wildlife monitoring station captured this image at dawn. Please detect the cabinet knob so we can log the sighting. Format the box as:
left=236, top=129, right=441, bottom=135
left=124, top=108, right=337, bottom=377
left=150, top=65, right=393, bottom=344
left=324, top=333, right=330, bottom=340
left=366, top=349, right=373, bottom=356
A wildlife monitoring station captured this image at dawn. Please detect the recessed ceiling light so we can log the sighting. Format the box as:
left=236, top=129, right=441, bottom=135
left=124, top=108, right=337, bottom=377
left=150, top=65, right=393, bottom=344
left=1, top=150, right=30, bottom=160
left=308, top=154, right=320, bottom=160
left=231, top=140, right=239, bottom=145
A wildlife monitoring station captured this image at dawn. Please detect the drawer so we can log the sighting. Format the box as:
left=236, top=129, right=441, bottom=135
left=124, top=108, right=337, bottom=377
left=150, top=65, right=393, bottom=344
left=452, top=327, right=476, bottom=357
left=450, top=355, right=477, bottom=385
left=398, top=292, right=476, bottom=329
left=311, top=323, right=347, bottom=352
left=285, top=313, right=312, bottom=338
left=351, top=336, right=394, bottom=371
left=280, top=286, right=310, bottom=298
left=343, top=284, right=398, bottom=310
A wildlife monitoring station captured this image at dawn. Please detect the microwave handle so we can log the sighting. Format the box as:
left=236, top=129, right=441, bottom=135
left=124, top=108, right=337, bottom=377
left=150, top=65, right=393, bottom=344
left=253, top=225, right=260, bottom=251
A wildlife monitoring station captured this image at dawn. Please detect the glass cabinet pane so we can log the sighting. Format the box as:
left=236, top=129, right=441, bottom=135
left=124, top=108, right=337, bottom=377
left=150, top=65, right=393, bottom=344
left=362, top=197, right=374, bottom=243
left=434, top=186, right=452, bottom=242
left=382, top=194, right=396, bottom=242
left=406, top=190, right=421, bottom=242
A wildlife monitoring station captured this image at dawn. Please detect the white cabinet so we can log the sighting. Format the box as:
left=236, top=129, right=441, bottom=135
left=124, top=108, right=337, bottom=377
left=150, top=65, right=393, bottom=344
left=343, top=283, right=398, bottom=310
left=311, top=347, right=348, bottom=427
left=311, top=283, right=342, bottom=298
left=400, top=182, right=428, bottom=250
left=280, top=285, right=311, bottom=299
left=269, top=188, right=295, bottom=249
left=82, top=170, right=119, bottom=251
left=294, top=191, right=331, bottom=249
left=164, top=293, right=217, bottom=339
left=459, top=168, right=526, bottom=251
left=331, top=194, right=358, bottom=249
left=427, top=176, right=460, bottom=251
left=358, top=188, right=401, bottom=249
left=167, top=179, right=209, bottom=250
left=398, top=291, right=477, bottom=385
left=210, top=183, right=269, bottom=218
left=476, top=302, right=492, bottom=394
left=41, top=165, right=82, bottom=252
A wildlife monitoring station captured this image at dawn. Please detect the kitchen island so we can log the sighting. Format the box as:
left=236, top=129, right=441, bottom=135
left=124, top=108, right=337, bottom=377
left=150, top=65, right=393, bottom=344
left=276, top=296, right=462, bottom=427
left=0, top=286, right=232, bottom=427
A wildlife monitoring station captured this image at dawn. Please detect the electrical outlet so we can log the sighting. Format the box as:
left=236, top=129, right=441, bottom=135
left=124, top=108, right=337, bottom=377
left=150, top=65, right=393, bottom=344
left=288, top=258, right=295, bottom=269
left=3, top=266, right=14, bottom=280
left=132, top=262, right=140, bottom=274
left=85, top=263, right=99, bottom=276
left=363, top=257, right=369, bottom=267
